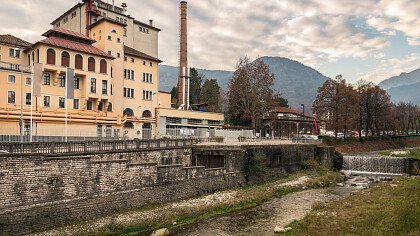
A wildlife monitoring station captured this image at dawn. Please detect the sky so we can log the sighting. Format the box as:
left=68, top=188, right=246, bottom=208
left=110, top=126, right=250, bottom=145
left=0, top=0, right=419, bottom=84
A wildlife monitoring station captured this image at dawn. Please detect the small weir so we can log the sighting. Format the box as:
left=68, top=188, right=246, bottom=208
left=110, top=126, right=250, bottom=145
left=343, top=155, right=406, bottom=174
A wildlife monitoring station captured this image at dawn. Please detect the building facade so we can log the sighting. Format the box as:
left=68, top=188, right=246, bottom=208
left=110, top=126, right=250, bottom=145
left=0, top=1, right=224, bottom=141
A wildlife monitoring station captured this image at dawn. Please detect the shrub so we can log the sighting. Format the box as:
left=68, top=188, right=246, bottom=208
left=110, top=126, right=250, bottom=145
left=242, top=151, right=267, bottom=184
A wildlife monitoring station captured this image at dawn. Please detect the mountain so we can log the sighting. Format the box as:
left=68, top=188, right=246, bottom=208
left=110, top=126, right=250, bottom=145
left=378, top=68, right=420, bottom=90
left=158, top=65, right=233, bottom=92
left=378, top=68, right=420, bottom=105
left=158, top=56, right=330, bottom=110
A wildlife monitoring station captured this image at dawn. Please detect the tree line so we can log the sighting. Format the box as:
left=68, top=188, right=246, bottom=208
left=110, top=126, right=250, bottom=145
left=313, top=75, right=420, bottom=137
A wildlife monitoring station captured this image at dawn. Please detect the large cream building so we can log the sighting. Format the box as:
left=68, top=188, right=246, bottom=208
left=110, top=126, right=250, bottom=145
left=0, top=0, right=224, bottom=141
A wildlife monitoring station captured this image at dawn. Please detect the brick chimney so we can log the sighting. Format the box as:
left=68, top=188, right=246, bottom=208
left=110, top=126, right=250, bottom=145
left=178, top=1, right=189, bottom=109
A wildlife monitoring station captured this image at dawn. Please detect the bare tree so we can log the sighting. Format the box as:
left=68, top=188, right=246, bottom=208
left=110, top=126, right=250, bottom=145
left=227, top=57, right=276, bottom=128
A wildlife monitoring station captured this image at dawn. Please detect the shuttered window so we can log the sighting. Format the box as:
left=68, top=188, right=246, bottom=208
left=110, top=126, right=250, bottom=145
left=88, top=57, right=95, bottom=72
left=61, top=51, right=70, bottom=67
left=100, top=59, right=107, bottom=74
left=75, top=54, right=83, bottom=70
left=46, top=49, right=56, bottom=65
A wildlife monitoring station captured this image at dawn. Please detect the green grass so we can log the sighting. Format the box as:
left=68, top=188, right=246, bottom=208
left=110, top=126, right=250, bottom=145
left=380, top=148, right=420, bottom=159
left=279, top=177, right=420, bottom=236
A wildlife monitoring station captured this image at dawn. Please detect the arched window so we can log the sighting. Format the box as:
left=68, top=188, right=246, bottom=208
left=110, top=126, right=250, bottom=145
left=142, top=110, right=152, bottom=118
left=61, top=51, right=70, bottom=67
left=88, top=57, right=95, bottom=72
left=100, top=59, right=107, bottom=74
left=46, top=49, right=56, bottom=65
left=98, top=102, right=104, bottom=111
left=123, top=108, right=134, bottom=117
left=107, top=102, right=113, bottom=112
left=75, top=54, right=83, bottom=70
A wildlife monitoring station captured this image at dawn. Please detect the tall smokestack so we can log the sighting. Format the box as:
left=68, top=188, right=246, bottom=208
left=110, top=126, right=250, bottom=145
left=178, top=1, right=189, bottom=109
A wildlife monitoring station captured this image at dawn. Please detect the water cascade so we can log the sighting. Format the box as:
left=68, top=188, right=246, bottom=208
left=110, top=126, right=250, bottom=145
left=343, top=155, right=406, bottom=174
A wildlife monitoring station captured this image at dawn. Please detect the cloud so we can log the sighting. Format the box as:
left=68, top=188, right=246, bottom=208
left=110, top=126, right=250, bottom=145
left=0, top=0, right=417, bottom=79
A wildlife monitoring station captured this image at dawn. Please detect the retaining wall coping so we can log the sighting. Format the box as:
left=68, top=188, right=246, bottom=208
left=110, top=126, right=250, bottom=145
left=88, top=159, right=130, bottom=164
left=128, top=163, right=158, bottom=167
left=157, top=164, right=184, bottom=168
left=183, top=166, right=206, bottom=169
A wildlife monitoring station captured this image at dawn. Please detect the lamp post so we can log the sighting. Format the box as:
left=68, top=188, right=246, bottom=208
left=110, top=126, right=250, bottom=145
left=301, top=104, right=305, bottom=116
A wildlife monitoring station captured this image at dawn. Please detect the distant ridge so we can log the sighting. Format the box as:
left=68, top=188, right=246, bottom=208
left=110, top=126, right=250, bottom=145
left=158, top=56, right=330, bottom=110
left=379, top=68, right=420, bottom=105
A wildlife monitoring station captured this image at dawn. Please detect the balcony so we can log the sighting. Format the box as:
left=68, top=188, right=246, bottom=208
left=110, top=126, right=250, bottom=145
left=0, top=61, right=31, bottom=74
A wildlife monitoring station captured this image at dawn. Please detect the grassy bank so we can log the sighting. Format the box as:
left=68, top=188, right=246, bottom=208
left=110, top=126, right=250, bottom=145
left=280, top=177, right=420, bottom=236
left=87, top=166, right=343, bottom=236
left=380, top=148, right=420, bottom=159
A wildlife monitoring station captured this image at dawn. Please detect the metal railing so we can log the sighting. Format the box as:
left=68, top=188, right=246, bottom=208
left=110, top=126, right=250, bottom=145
left=0, top=139, right=195, bottom=155
left=0, top=61, right=31, bottom=73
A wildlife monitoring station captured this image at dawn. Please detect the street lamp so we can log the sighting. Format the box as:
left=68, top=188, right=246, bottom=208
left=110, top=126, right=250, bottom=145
left=301, top=104, right=305, bottom=116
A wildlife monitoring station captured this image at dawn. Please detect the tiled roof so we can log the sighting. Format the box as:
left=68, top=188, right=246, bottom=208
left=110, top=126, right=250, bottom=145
left=124, top=45, right=162, bottom=63
left=39, top=36, right=113, bottom=59
left=0, top=34, right=32, bottom=48
left=42, top=28, right=95, bottom=43
left=273, top=107, right=316, bottom=119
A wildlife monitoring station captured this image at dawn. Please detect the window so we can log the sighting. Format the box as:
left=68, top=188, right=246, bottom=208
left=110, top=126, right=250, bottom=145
left=74, top=77, right=80, bottom=89
left=107, top=102, right=113, bottom=112
left=112, top=29, right=117, bottom=33
left=143, top=61, right=146, bottom=65
left=150, top=74, right=153, bottom=83
left=43, top=73, right=51, bottom=85
left=100, top=59, right=107, bottom=74
left=131, top=70, right=134, bottom=80
left=56, top=23, right=60, bottom=28
left=61, top=51, right=70, bottom=67
left=58, top=74, right=66, bottom=87
left=188, top=119, right=202, bottom=125
left=8, top=75, right=16, bottom=83
left=117, top=38, right=121, bottom=43
left=9, top=48, right=20, bottom=58
left=117, top=53, right=120, bottom=58
left=98, top=102, right=103, bottom=111
left=7, top=91, right=15, bottom=104
left=107, top=35, right=111, bottom=40
left=87, top=100, right=93, bottom=110
left=108, top=51, right=112, bottom=55
left=123, top=88, right=134, bottom=98
left=46, top=49, right=56, bottom=65
left=146, top=29, right=149, bottom=34
left=90, top=78, right=96, bottom=93
left=124, top=19, right=127, bottom=24
left=143, top=90, right=153, bottom=100
left=71, top=11, right=76, bottom=18
left=150, top=62, right=153, bottom=67
left=88, top=57, right=95, bottom=72
left=25, top=77, right=31, bottom=85
left=25, top=93, right=31, bottom=105
left=124, top=69, right=127, bottom=79
left=59, top=97, right=65, bottom=108
left=166, top=117, right=181, bottom=124
left=131, top=58, right=134, bottom=63
left=73, top=99, right=79, bottom=109
left=75, top=54, right=83, bottom=69
left=102, top=80, right=108, bottom=95
left=63, top=17, right=68, bottom=24
left=124, top=56, right=127, bottom=61
left=124, top=28, right=127, bottom=36
left=43, top=96, right=50, bottom=107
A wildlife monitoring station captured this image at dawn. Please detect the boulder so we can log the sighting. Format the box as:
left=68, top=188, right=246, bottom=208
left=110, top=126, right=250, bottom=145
left=274, top=226, right=286, bottom=234
left=150, top=228, right=170, bottom=236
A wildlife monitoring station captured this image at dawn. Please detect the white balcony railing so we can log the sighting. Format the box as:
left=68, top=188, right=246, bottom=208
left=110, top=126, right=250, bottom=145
left=0, top=61, right=31, bottom=73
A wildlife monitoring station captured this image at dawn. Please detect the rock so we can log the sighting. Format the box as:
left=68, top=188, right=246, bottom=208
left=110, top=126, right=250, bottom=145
left=274, top=226, right=286, bottom=233
left=350, top=183, right=357, bottom=186
left=150, top=228, right=170, bottom=236
left=336, top=183, right=344, bottom=187
left=285, top=227, right=292, bottom=232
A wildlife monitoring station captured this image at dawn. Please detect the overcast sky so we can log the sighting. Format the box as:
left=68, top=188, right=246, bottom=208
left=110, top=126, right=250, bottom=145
left=0, top=0, right=419, bottom=84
